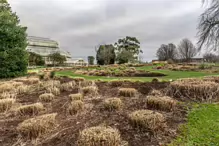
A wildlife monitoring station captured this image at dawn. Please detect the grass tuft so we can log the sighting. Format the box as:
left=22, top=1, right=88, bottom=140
left=78, top=126, right=122, bottom=146
left=69, top=93, right=83, bottom=101
left=103, top=98, right=122, bottom=111
left=119, top=88, right=137, bottom=97
left=17, top=113, right=57, bottom=139
left=67, top=100, right=84, bottom=115
left=16, top=103, right=44, bottom=116
left=0, top=98, right=16, bottom=113
left=81, top=86, right=98, bottom=96
left=129, top=110, right=165, bottom=132
left=39, top=93, right=55, bottom=102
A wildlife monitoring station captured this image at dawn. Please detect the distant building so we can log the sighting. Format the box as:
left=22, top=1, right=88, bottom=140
left=26, top=36, right=71, bottom=65
left=65, top=58, right=88, bottom=66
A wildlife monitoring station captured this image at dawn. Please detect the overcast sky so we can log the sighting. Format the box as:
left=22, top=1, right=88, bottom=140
left=8, top=0, right=204, bottom=61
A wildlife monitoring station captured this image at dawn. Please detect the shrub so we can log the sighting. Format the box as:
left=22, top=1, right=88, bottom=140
left=103, top=98, right=122, bottom=111
left=39, top=93, right=55, bottom=102
left=0, top=98, right=16, bottom=113
left=119, top=88, right=137, bottom=97
left=38, top=73, right=45, bottom=80
left=17, top=113, right=57, bottom=139
left=152, top=78, right=159, bottom=83
left=67, top=100, right=84, bottom=115
left=60, top=81, right=76, bottom=92
left=69, top=93, right=83, bottom=101
left=81, top=86, right=98, bottom=96
left=146, top=96, right=177, bottom=111
left=16, top=103, right=44, bottom=116
left=129, top=110, right=165, bottom=132
left=50, top=71, right=56, bottom=79
left=168, top=79, right=219, bottom=102
left=16, top=85, right=29, bottom=94
left=78, top=126, right=122, bottom=146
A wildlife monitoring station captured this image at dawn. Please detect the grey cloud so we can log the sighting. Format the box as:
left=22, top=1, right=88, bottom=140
left=9, top=0, right=203, bottom=61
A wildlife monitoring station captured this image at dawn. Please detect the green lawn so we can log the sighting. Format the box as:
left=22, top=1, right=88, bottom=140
left=170, top=104, right=219, bottom=146
left=56, top=66, right=219, bottom=82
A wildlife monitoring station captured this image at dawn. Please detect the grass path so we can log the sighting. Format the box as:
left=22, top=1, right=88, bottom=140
left=170, top=104, right=219, bottom=146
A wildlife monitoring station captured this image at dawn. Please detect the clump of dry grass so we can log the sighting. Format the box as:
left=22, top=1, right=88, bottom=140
left=146, top=96, right=177, bottom=111
left=103, top=98, right=122, bottom=111
left=16, top=85, right=29, bottom=94
left=69, top=93, right=83, bottom=101
left=12, top=82, right=24, bottom=87
left=67, top=100, right=84, bottom=115
left=203, top=76, right=219, bottom=83
left=129, top=110, right=165, bottom=132
left=60, top=81, right=76, bottom=91
left=16, top=103, right=44, bottom=116
left=168, top=79, right=219, bottom=102
left=81, top=86, right=98, bottom=96
left=41, top=80, right=61, bottom=89
left=109, top=80, right=123, bottom=87
left=39, top=93, right=55, bottom=102
left=149, top=89, right=163, bottom=96
left=46, top=87, right=60, bottom=95
left=79, top=80, right=95, bottom=87
left=78, top=126, right=122, bottom=146
left=119, top=88, right=137, bottom=97
left=0, top=92, right=16, bottom=99
left=17, top=113, right=57, bottom=139
left=0, top=98, right=16, bottom=113
left=0, top=83, right=13, bottom=93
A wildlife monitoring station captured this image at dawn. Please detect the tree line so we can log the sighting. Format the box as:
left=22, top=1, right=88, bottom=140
left=88, top=36, right=142, bottom=65
left=156, top=38, right=197, bottom=62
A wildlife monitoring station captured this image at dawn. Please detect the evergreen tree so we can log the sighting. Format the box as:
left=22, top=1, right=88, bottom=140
left=0, top=0, right=28, bottom=78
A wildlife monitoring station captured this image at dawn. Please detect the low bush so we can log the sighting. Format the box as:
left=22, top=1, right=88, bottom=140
left=60, top=81, right=76, bottom=92
left=50, top=71, right=56, bottom=79
left=69, top=93, right=83, bottom=101
left=103, top=98, right=122, bottom=111
left=81, top=86, right=98, bottom=96
left=39, top=93, right=55, bottom=102
left=16, top=103, right=44, bottom=116
left=119, top=88, right=137, bottom=97
left=168, top=79, right=219, bottom=102
left=17, top=113, right=57, bottom=139
left=129, top=110, right=166, bottom=132
left=146, top=96, right=177, bottom=111
left=0, top=98, right=16, bottom=113
left=67, top=100, right=84, bottom=115
left=78, top=126, right=122, bottom=146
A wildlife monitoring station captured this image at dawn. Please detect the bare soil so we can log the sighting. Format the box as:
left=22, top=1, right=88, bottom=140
left=0, top=78, right=187, bottom=146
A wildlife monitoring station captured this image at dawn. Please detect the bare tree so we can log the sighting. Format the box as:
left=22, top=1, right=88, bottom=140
left=198, top=0, right=219, bottom=50
left=178, top=39, right=197, bottom=62
left=203, top=53, right=219, bottom=62
left=156, top=43, right=178, bottom=61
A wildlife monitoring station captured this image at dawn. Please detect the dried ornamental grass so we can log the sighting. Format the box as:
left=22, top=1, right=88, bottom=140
left=17, top=113, right=57, bottom=139
left=79, top=80, right=95, bottom=87
left=78, top=126, right=122, bottom=146
left=146, top=96, right=177, bottom=111
left=149, top=89, right=163, bottom=96
left=103, top=98, right=122, bottom=111
left=129, top=110, right=165, bottom=132
left=81, top=86, right=98, bottom=96
left=69, top=93, right=83, bottom=101
left=60, top=81, right=76, bottom=91
left=16, top=103, right=44, bottom=116
left=0, top=92, right=16, bottom=99
left=73, top=77, right=85, bottom=82
left=119, top=88, right=137, bottom=97
left=16, top=85, right=29, bottom=94
left=0, top=83, right=13, bottom=93
left=0, top=98, right=16, bottom=113
left=67, top=100, right=84, bottom=115
left=46, top=87, right=60, bottom=95
left=168, top=79, right=219, bottom=102
left=39, top=93, right=55, bottom=102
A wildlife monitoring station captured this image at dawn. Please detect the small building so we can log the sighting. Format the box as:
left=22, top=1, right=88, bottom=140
left=65, top=58, right=88, bottom=66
